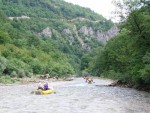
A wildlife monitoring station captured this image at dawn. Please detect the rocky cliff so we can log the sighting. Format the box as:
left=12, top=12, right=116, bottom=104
left=38, top=24, right=119, bottom=51
left=79, top=25, right=119, bottom=43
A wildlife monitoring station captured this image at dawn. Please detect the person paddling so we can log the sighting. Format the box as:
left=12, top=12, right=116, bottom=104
left=83, top=75, right=89, bottom=82
left=83, top=75, right=94, bottom=84
left=43, top=81, right=49, bottom=90
left=37, top=82, right=43, bottom=90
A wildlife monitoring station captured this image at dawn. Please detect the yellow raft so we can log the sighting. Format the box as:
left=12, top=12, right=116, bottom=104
left=41, top=89, right=54, bottom=95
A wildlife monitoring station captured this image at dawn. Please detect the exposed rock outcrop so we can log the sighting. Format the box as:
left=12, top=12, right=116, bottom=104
left=79, top=26, right=94, bottom=36
left=38, top=27, right=52, bottom=38
left=63, top=29, right=72, bottom=35
left=79, top=25, right=119, bottom=43
left=39, top=25, right=118, bottom=52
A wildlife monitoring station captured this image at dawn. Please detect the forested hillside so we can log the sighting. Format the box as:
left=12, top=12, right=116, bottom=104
left=0, top=0, right=116, bottom=82
left=87, top=0, right=150, bottom=89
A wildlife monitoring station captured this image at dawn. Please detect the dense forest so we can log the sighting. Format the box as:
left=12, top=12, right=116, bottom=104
left=0, top=0, right=114, bottom=83
left=86, top=0, right=150, bottom=88
left=1, top=0, right=149, bottom=89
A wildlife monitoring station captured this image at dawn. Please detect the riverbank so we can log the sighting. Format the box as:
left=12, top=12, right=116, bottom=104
left=108, top=80, right=150, bottom=92
left=0, top=75, right=75, bottom=86
left=1, top=76, right=149, bottom=92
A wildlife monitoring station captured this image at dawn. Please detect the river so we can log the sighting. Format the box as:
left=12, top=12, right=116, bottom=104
left=0, top=78, right=150, bottom=113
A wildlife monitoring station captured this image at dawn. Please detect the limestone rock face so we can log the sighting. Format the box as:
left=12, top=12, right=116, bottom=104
left=38, top=27, right=52, bottom=38
left=79, top=26, right=94, bottom=36
left=38, top=25, right=119, bottom=51
left=101, top=26, right=119, bottom=42
left=79, top=26, right=119, bottom=43
left=63, top=29, right=72, bottom=35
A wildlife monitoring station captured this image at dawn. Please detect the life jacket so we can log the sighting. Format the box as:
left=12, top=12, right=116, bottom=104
left=44, top=83, right=48, bottom=90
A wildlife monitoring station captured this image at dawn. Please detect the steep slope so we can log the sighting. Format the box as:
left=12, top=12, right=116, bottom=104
left=0, top=0, right=118, bottom=77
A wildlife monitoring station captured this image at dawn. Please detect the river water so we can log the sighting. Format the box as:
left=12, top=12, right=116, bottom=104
left=0, top=78, right=150, bottom=113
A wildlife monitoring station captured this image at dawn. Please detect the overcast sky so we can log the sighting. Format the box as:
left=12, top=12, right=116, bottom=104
left=63, top=0, right=116, bottom=21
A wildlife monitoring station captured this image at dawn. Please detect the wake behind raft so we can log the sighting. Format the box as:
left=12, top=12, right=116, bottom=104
left=31, top=89, right=55, bottom=95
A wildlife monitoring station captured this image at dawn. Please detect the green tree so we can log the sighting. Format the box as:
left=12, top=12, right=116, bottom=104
left=0, top=31, right=11, bottom=44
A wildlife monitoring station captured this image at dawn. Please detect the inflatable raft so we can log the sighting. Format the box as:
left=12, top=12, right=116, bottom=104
left=41, top=89, right=54, bottom=95
left=31, top=89, right=54, bottom=95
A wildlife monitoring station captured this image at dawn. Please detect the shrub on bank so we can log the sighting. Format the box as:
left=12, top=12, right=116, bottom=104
left=0, top=75, right=15, bottom=84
